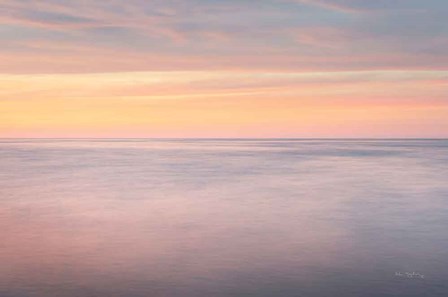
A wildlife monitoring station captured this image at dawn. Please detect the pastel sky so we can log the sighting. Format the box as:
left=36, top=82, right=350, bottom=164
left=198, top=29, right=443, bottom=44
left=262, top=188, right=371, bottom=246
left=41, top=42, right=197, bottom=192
left=1, top=0, right=447, bottom=138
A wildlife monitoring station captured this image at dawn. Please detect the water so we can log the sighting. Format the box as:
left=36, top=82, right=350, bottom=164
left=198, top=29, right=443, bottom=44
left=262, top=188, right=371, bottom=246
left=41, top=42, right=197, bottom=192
left=1, top=139, right=448, bottom=297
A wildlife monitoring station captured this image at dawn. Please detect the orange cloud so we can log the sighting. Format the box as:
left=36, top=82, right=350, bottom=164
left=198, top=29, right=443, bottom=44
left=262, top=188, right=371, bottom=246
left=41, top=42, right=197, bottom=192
left=1, top=71, right=447, bottom=138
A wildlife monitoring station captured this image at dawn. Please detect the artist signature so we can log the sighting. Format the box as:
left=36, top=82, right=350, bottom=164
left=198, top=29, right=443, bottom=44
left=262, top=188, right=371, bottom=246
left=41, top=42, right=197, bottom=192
left=395, top=272, right=425, bottom=279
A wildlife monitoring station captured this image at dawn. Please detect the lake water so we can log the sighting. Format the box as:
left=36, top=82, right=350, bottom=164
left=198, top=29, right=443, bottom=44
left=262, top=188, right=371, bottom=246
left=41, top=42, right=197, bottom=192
left=1, top=139, right=448, bottom=297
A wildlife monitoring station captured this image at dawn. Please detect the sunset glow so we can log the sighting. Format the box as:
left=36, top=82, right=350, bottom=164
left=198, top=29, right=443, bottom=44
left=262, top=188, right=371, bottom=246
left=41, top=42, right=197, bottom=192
left=1, top=0, right=447, bottom=138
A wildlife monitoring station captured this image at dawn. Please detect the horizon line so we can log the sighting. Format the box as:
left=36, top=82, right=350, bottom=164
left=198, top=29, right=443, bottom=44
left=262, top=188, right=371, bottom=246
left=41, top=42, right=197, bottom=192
left=1, top=137, right=447, bottom=141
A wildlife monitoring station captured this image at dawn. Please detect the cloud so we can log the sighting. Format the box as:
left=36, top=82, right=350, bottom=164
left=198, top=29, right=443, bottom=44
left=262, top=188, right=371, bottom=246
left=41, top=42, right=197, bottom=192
left=1, top=70, right=447, bottom=138
left=295, top=0, right=437, bottom=13
left=0, top=0, right=447, bottom=74
left=290, top=27, right=363, bottom=49
left=1, top=70, right=447, bottom=102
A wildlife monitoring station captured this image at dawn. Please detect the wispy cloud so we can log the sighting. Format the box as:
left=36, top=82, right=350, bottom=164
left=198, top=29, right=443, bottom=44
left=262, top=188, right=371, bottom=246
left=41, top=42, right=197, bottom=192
left=0, top=0, right=447, bottom=73
left=1, top=70, right=447, bottom=137
left=295, top=0, right=435, bottom=13
left=1, top=1, right=448, bottom=137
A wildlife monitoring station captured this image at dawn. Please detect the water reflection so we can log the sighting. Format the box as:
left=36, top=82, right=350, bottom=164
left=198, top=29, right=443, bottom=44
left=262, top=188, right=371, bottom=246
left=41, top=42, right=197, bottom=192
left=1, top=140, right=448, bottom=296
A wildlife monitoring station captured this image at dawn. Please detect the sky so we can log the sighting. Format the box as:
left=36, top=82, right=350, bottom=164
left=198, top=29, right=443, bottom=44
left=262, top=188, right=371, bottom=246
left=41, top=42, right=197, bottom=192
left=0, top=0, right=447, bottom=138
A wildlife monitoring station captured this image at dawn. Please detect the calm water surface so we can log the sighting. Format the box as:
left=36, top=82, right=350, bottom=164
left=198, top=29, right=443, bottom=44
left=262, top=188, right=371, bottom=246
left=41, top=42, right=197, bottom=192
left=1, top=139, right=448, bottom=297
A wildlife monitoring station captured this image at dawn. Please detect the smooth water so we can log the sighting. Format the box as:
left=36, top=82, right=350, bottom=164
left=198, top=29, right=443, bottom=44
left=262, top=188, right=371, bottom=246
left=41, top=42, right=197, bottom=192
left=1, top=139, right=448, bottom=297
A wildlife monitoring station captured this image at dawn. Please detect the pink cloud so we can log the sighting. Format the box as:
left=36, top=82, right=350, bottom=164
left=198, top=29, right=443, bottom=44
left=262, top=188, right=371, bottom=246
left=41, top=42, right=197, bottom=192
left=296, top=0, right=363, bottom=13
left=291, top=27, right=362, bottom=49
